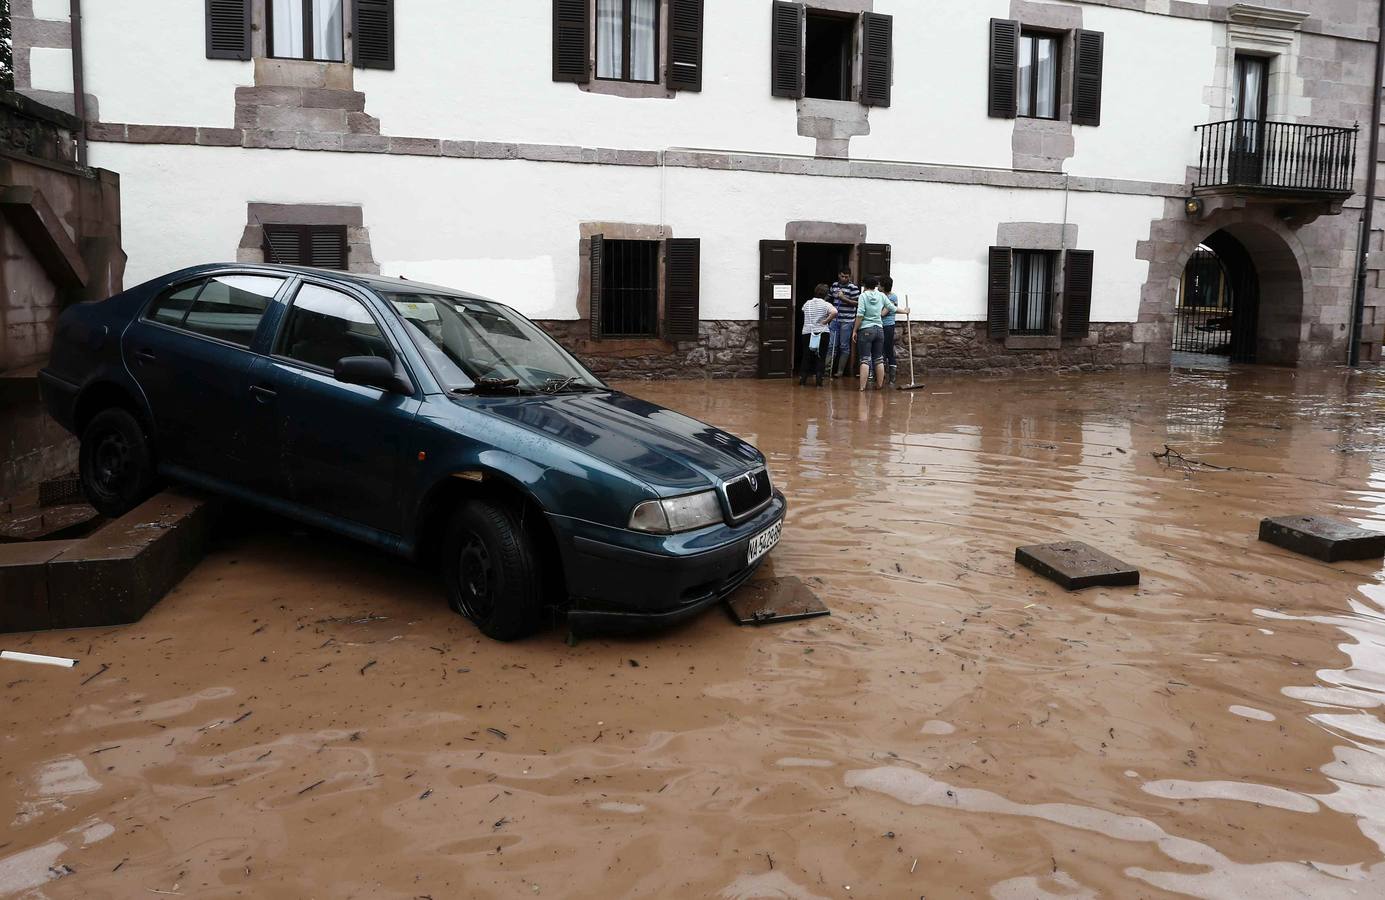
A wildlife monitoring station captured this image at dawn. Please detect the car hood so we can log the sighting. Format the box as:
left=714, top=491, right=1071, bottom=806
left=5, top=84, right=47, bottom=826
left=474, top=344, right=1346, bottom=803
left=476, top=391, right=765, bottom=493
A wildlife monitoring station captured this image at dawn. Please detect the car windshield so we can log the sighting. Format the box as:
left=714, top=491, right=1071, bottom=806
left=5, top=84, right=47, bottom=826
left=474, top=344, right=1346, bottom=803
left=385, top=292, right=606, bottom=394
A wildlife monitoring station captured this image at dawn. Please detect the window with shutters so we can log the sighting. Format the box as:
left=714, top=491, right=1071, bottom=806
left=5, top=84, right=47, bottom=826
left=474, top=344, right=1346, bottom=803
left=1009, top=250, right=1056, bottom=335
left=263, top=224, right=350, bottom=270
left=771, top=5, right=891, bottom=108
left=1017, top=30, right=1060, bottom=120
left=599, top=240, right=660, bottom=338
left=555, top=0, right=702, bottom=93
left=268, top=0, right=345, bottom=62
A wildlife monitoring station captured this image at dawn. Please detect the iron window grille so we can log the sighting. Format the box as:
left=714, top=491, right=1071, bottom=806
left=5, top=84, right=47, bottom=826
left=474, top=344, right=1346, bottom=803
left=1009, top=250, right=1056, bottom=335
left=600, top=239, right=660, bottom=338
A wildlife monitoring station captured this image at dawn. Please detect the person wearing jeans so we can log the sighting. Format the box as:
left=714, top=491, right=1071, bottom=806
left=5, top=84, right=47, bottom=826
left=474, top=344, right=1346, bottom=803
left=879, top=276, right=909, bottom=386
left=852, top=276, right=895, bottom=392
left=826, top=270, right=860, bottom=378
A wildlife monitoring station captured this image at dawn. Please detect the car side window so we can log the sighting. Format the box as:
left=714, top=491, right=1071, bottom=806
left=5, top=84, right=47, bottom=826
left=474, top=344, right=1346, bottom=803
left=147, top=275, right=284, bottom=348
left=146, top=280, right=207, bottom=327
left=278, top=283, right=390, bottom=370
left=180, top=275, right=284, bottom=347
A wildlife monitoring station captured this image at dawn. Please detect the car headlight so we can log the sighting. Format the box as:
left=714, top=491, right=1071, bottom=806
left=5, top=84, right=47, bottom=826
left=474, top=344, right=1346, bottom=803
left=628, top=490, right=724, bottom=534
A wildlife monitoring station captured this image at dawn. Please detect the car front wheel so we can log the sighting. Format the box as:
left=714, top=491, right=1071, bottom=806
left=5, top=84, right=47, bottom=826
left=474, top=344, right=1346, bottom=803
left=79, top=407, right=156, bottom=517
left=443, top=499, right=545, bottom=641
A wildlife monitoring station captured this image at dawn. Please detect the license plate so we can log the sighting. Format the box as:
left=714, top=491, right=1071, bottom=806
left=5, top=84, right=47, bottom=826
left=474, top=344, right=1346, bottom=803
left=747, top=520, right=782, bottom=565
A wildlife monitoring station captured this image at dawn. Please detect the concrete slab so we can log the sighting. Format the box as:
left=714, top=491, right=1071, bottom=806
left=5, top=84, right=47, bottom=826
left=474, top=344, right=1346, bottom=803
left=46, top=492, right=212, bottom=629
left=1259, top=515, right=1385, bottom=562
left=726, top=576, right=829, bottom=625
left=1015, top=542, right=1140, bottom=590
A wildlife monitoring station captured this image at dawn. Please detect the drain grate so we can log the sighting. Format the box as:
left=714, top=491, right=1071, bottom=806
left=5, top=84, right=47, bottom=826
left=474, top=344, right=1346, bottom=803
left=38, top=474, right=84, bottom=508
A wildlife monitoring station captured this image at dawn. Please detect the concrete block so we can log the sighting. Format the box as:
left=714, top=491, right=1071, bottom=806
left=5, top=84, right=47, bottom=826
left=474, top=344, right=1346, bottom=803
left=85, top=121, right=126, bottom=142
left=125, top=124, right=196, bottom=144
left=0, top=540, right=77, bottom=633
left=196, top=127, right=243, bottom=147
left=46, top=492, right=213, bottom=629
left=254, top=106, right=346, bottom=132
left=1015, top=541, right=1140, bottom=590
left=346, top=112, right=380, bottom=134
left=1259, top=515, right=1385, bottom=562
left=341, top=133, right=390, bottom=153
left=300, top=88, right=366, bottom=111
left=242, top=129, right=298, bottom=150
left=389, top=137, right=442, bottom=156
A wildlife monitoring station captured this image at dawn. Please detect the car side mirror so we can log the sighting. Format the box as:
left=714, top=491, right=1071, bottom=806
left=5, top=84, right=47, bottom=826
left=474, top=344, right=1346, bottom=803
left=333, top=356, right=412, bottom=394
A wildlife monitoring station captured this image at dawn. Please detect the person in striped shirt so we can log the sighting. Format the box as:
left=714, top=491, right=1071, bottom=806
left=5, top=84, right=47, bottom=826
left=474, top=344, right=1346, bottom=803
left=827, top=270, right=861, bottom=378
left=799, top=284, right=838, bottom=386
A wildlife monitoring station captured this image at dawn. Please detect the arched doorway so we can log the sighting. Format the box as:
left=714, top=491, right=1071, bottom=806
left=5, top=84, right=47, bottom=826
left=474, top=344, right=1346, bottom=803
left=1173, top=230, right=1260, bottom=364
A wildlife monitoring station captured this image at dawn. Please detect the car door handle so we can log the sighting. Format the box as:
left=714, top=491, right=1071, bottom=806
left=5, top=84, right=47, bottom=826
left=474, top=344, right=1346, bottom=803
left=249, top=385, right=278, bottom=401
left=134, top=348, right=157, bottom=363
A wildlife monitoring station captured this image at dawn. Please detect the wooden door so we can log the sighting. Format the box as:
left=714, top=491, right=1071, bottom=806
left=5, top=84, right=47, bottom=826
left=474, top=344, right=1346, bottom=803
left=759, top=240, right=794, bottom=378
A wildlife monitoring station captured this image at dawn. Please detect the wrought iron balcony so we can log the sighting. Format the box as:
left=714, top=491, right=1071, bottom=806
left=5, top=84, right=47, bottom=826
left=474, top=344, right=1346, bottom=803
left=1193, top=119, right=1358, bottom=197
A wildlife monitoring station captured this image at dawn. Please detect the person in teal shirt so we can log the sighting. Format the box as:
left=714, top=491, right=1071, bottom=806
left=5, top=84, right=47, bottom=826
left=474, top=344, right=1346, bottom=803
left=852, top=277, right=896, bottom=391
left=880, top=276, right=909, bottom=387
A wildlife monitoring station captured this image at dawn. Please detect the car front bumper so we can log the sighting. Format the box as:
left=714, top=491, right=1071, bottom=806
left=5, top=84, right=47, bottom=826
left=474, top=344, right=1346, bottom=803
left=552, top=490, right=787, bottom=634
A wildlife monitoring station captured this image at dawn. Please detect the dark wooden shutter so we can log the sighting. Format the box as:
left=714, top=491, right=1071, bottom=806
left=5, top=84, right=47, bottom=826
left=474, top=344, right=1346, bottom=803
left=860, top=13, right=893, bottom=107
left=988, top=19, right=1019, bottom=119
left=353, top=0, right=395, bottom=70
left=206, top=0, right=251, bottom=61
left=987, top=246, right=1012, bottom=339
left=1072, top=30, right=1104, bottom=126
left=758, top=241, right=794, bottom=378
left=553, top=0, right=591, bottom=83
left=309, top=226, right=349, bottom=270
left=664, top=239, right=701, bottom=341
left=1062, top=249, right=1094, bottom=338
left=263, top=225, right=348, bottom=270
left=770, top=2, right=804, bottom=99
left=589, top=234, right=604, bottom=339
left=263, top=225, right=304, bottom=266
left=666, top=0, right=704, bottom=92
left=858, top=243, right=891, bottom=286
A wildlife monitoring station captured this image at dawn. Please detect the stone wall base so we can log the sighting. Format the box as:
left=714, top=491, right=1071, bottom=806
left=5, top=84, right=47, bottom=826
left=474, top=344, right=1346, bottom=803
left=537, top=320, right=1141, bottom=379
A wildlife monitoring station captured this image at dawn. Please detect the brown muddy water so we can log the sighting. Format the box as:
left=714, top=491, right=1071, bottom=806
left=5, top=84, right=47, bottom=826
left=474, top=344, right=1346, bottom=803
left=6, top=366, right=1385, bottom=898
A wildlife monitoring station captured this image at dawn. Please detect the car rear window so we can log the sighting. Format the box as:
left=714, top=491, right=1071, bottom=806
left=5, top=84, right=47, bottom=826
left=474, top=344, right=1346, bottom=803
left=147, top=275, right=284, bottom=348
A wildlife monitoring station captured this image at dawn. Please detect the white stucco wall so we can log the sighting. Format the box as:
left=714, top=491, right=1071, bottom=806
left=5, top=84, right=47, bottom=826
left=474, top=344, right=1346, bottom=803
left=1067, top=6, right=1218, bottom=184
left=89, top=144, right=1159, bottom=325
left=67, top=0, right=1212, bottom=181
left=28, top=47, right=74, bottom=94
left=79, top=0, right=254, bottom=128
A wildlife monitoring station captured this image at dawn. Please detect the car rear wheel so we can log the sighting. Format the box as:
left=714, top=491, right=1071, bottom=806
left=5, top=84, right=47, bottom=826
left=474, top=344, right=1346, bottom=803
left=443, top=499, right=545, bottom=641
left=79, top=408, right=156, bottom=517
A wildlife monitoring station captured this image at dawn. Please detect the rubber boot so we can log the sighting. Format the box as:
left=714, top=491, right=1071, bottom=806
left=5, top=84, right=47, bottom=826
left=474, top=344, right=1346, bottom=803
left=887, top=364, right=898, bottom=386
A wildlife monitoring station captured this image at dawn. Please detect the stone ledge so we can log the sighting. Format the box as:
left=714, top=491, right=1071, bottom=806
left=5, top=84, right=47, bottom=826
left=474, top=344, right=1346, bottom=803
left=0, top=490, right=214, bottom=634
left=82, top=121, right=1186, bottom=197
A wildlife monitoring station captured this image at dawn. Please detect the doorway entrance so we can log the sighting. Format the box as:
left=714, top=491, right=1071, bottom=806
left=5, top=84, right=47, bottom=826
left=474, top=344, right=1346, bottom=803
left=1173, top=230, right=1260, bottom=364
left=794, top=242, right=852, bottom=371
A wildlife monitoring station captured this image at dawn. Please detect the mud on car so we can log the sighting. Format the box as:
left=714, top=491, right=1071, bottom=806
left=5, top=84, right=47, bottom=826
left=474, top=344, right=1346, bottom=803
left=40, top=265, right=786, bottom=640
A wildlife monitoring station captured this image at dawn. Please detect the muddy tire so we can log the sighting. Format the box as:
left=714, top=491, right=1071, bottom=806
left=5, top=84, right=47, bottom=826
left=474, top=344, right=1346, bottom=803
left=79, top=407, right=157, bottom=518
left=442, top=499, right=545, bottom=641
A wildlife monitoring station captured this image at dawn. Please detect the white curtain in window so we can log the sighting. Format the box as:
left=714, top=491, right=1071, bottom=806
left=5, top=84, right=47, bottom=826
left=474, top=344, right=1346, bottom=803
left=1034, top=37, right=1057, bottom=119
left=272, top=0, right=305, bottom=58
left=1017, top=37, right=1032, bottom=116
left=630, top=0, right=657, bottom=82
left=314, top=0, right=344, bottom=62
left=596, top=0, right=623, bottom=79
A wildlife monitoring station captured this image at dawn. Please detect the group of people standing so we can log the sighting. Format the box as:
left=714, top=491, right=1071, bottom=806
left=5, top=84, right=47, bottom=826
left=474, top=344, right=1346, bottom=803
left=798, top=270, right=909, bottom=391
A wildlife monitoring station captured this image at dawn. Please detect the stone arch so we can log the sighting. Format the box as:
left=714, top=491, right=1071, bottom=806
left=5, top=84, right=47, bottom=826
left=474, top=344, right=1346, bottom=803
left=1133, top=201, right=1314, bottom=366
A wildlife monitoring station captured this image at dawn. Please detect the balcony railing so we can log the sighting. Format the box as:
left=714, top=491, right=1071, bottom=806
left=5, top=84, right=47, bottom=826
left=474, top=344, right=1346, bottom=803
left=1193, top=119, right=1358, bottom=196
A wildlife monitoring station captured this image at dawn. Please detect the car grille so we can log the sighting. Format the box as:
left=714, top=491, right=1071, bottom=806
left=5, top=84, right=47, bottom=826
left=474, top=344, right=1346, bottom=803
left=724, top=468, right=772, bottom=521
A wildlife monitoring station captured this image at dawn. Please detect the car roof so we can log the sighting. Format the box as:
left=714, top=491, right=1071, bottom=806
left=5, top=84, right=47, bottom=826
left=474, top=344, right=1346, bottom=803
left=174, top=263, right=496, bottom=303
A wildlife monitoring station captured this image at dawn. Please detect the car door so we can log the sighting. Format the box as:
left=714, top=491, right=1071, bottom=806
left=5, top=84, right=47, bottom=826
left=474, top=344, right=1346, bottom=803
left=123, top=272, right=288, bottom=483
left=251, top=279, right=420, bottom=536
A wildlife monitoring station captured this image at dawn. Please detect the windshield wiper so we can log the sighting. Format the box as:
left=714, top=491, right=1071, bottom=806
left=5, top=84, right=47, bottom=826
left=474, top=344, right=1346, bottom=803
left=453, top=377, right=535, bottom=396
left=541, top=377, right=603, bottom=395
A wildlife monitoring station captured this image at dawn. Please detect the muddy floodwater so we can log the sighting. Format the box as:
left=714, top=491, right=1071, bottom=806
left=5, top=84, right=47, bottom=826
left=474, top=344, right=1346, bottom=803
left=11, top=366, right=1385, bottom=898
